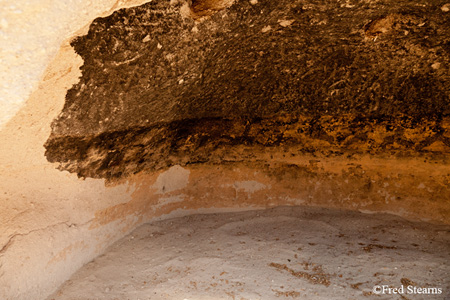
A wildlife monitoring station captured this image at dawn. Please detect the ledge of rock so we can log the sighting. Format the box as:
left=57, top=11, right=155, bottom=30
left=43, top=0, right=450, bottom=222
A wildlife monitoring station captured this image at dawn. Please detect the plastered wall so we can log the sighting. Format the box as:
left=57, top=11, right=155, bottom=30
left=0, top=1, right=146, bottom=298
left=0, top=40, right=447, bottom=297
left=1, top=1, right=449, bottom=300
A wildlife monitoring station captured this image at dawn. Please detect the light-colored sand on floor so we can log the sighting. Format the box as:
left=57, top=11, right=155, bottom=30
left=47, top=206, right=450, bottom=300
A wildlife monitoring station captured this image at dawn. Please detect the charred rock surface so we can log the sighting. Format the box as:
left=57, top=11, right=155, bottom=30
left=45, top=0, right=450, bottom=181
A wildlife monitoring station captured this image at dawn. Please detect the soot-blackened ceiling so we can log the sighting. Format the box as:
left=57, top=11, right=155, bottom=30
left=45, top=0, right=450, bottom=181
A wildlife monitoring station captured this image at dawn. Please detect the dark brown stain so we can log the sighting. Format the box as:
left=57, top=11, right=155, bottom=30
left=269, top=262, right=331, bottom=286
left=45, top=0, right=450, bottom=181
left=45, top=114, right=450, bottom=181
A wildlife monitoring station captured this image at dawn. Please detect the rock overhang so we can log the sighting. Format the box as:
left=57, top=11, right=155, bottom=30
left=44, top=0, right=449, bottom=183
left=1, top=2, right=450, bottom=298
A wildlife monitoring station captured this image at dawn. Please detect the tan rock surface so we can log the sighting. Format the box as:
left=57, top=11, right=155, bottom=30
left=1, top=1, right=449, bottom=299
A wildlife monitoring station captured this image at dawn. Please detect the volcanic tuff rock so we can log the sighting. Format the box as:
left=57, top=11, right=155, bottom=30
left=45, top=0, right=450, bottom=181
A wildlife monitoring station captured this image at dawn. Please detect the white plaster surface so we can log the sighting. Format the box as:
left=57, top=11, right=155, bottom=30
left=153, top=165, right=190, bottom=194
left=0, top=0, right=148, bottom=129
left=0, top=2, right=151, bottom=299
left=0, top=39, right=138, bottom=300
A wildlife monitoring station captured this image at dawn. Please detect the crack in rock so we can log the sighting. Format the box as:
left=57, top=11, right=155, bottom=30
left=0, top=220, right=92, bottom=256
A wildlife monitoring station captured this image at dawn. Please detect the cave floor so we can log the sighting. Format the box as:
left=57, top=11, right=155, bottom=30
left=48, top=206, right=450, bottom=300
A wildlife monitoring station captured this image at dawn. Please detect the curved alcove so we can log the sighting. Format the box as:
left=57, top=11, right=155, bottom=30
left=1, top=0, right=449, bottom=299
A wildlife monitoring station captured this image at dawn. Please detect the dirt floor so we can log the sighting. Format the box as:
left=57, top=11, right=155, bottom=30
left=47, top=206, right=450, bottom=300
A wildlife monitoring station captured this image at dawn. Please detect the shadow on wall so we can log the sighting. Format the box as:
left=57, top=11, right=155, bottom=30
left=43, top=0, right=450, bottom=224
left=1, top=1, right=450, bottom=299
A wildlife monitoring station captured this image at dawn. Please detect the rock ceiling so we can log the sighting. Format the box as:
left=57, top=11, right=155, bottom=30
left=44, top=0, right=450, bottom=181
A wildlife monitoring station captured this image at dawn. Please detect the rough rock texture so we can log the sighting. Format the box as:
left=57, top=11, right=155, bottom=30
left=45, top=0, right=450, bottom=180
left=1, top=1, right=450, bottom=299
left=42, top=0, right=450, bottom=224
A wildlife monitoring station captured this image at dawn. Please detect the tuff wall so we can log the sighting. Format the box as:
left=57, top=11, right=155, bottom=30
left=1, top=0, right=449, bottom=299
